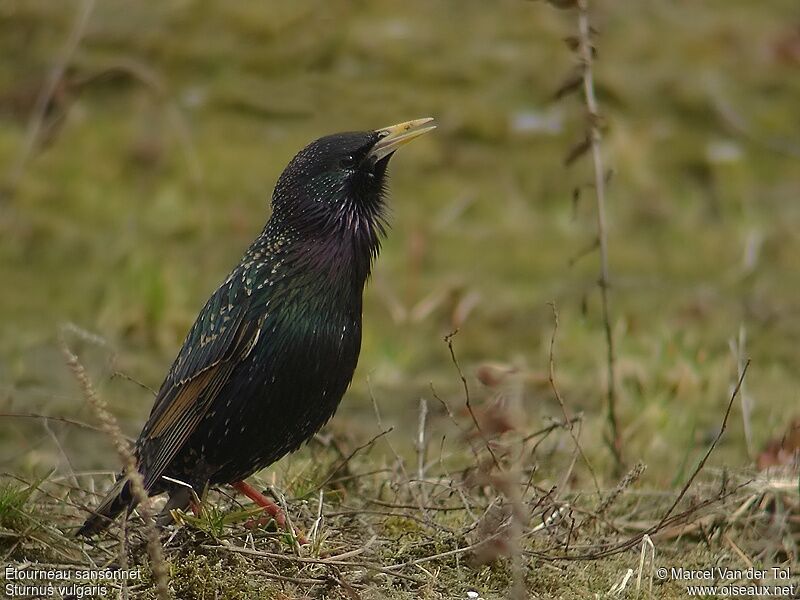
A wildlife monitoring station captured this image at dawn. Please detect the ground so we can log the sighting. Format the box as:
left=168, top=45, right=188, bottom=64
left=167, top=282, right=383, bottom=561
left=0, top=1, right=798, bottom=598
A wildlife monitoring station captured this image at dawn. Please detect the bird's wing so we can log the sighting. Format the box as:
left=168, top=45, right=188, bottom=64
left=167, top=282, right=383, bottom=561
left=136, top=275, right=262, bottom=490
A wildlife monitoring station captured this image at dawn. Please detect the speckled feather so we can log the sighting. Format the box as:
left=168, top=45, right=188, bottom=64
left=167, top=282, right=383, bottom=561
left=78, top=130, right=393, bottom=535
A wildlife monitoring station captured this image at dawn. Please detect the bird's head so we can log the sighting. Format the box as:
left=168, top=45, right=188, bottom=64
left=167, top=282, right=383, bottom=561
left=270, top=118, right=435, bottom=259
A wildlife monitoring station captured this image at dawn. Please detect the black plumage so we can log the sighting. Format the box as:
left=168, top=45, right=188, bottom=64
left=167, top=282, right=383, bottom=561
left=78, top=119, right=435, bottom=536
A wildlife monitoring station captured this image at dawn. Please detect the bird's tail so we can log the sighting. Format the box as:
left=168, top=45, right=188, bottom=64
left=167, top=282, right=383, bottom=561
left=76, top=475, right=137, bottom=537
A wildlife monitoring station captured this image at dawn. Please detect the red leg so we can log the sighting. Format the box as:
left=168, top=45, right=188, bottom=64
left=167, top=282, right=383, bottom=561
left=231, top=480, right=308, bottom=545
left=231, top=480, right=285, bottom=527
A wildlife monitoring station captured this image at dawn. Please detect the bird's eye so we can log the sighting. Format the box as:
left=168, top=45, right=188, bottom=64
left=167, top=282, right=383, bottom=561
left=340, top=155, right=356, bottom=169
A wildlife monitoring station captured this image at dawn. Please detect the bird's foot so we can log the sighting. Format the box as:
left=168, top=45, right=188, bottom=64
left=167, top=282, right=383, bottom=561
left=231, top=480, right=285, bottom=526
left=231, top=480, right=308, bottom=544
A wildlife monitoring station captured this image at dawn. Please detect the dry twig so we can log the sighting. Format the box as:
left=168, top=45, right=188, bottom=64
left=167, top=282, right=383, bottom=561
left=570, top=0, right=623, bottom=467
left=60, top=337, right=171, bottom=600
left=651, top=360, right=750, bottom=532
left=444, top=330, right=501, bottom=470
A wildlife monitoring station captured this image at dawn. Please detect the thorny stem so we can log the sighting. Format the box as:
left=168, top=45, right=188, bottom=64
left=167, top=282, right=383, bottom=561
left=576, top=0, right=622, bottom=468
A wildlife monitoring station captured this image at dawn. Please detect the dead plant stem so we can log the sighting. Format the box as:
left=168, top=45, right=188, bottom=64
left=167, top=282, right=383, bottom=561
left=576, top=0, right=622, bottom=467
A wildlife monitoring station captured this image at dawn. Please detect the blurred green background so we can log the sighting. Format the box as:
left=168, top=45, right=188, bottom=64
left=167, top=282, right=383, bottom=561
left=1, top=0, right=799, bottom=486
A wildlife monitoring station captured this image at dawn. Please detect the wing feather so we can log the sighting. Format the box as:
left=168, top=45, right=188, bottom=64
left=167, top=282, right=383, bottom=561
left=135, top=274, right=262, bottom=490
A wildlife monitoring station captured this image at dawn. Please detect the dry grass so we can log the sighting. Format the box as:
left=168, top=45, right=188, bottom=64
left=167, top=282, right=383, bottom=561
left=1, top=0, right=800, bottom=597
left=0, top=333, right=796, bottom=598
left=1, top=421, right=796, bottom=598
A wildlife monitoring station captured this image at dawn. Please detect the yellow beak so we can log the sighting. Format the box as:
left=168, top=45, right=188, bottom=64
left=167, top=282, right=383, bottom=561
left=369, top=118, right=436, bottom=162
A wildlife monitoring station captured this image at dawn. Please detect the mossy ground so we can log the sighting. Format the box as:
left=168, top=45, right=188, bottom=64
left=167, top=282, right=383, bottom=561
left=1, top=454, right=796, bottom=599
left=1, top=0, right=799, bottom=598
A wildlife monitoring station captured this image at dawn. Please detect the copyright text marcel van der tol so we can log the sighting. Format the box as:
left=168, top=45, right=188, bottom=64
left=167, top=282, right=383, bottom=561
left=655, top=565, right=797, bottom=597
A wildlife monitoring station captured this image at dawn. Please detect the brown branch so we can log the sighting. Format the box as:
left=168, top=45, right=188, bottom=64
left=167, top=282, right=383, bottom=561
left=443, top=330, right=501, bottom=470
left=110, top=371, right=157, bottom=396
left=527, top=362, right=751, bottom=561
left=312, top=428, right=393, bottom=493
left=527, top=482, right=749, bottom=561
left=205, top=544, right=424, bottom=585
left=651, top=360, right=750, bottom=532
left=0, top=412, right=133, bottom=440
left=575, top=0, right=623, bottom=468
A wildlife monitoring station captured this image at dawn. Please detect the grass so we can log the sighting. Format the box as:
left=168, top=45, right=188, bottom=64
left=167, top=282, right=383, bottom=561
left=0, top=0, right=799, bottom=597
left=1, top=439, right=796, bottom=598
left=0, top=480, right=37, bottom=531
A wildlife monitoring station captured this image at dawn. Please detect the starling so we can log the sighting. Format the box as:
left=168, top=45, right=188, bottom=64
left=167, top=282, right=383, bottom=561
left=78, top=118, right=436, bottom=536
